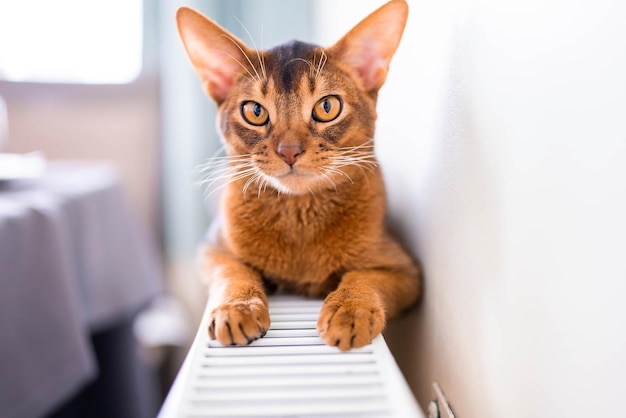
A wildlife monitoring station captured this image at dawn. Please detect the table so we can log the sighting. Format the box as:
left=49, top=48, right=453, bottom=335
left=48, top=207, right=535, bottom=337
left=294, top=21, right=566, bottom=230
left=0, top=162, right=164, bottom=418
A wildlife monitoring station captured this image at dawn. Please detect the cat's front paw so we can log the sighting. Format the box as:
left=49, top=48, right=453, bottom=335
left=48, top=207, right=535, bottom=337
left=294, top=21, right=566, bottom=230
left=317, top=289, right=386, bottom=351
left=208, top=298, right=270, bottom=346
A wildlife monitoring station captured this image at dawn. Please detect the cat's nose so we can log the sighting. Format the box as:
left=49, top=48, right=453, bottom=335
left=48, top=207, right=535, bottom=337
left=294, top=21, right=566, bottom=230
left=277, top=144, right=303, bottom=166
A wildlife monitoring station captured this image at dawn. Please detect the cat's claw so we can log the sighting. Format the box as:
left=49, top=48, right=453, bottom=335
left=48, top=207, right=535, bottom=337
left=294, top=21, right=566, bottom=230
left=208, top=299, right=270, bottom=346
left=317, top=290, right=386, bottom=351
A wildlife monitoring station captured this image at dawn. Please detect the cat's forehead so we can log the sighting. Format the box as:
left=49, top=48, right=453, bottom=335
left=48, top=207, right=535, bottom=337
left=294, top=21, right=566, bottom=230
left=264, top=40, right=324, bottom=94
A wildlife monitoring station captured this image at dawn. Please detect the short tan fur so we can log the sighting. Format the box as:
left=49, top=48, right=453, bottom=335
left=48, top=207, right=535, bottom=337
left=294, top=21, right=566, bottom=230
left=176, top=0, right=420, bottom=351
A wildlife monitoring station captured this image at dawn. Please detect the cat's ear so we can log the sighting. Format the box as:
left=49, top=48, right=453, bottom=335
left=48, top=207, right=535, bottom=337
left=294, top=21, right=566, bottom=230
left=329, top=0, right=408, bottom=93
left=176, top=7, right=252, bottom=104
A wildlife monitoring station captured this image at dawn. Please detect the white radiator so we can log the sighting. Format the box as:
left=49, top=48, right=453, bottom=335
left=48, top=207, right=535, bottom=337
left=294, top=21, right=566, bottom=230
left=158, top=294, right=424, bottom=418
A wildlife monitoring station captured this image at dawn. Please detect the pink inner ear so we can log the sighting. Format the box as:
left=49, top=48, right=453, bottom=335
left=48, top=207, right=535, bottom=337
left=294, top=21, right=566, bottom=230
left=331, top=1, right=407, bottom=93
left=361, top=57, right=388, bottom=92
left=349, top=41, right=389, bottom=92
left=203, top=68, right=235, bottom=103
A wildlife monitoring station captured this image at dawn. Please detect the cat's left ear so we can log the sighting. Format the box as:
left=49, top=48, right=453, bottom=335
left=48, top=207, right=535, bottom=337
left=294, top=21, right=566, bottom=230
left=329, top=0, right=408, bottom=93
left=176, top=7, right=253, bottom=104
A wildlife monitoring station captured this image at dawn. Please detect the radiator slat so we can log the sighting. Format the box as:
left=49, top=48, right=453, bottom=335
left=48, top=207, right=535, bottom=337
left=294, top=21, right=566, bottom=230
left=187, top=386, right=385, bottom=402
left=266, top=320, right=318, bottom=329
left=204, top=344, right=373, bottom=357
left=198, top=363, right=379, bottom=377
left=184, top=396, right=391, bottom=416
left=194, top=374, right=382, bottom=388
left=263, top=328, right=319, bottom=338
left=209, top=336, right=323, bottom=347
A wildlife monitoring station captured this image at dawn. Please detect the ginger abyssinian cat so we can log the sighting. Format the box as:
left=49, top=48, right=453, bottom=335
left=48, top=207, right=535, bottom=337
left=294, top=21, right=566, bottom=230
left=176, top=0, right=420, bottom=351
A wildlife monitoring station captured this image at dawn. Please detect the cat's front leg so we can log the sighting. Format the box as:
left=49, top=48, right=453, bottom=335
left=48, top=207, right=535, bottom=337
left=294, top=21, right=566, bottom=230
left=199, top=245, right=270, bottom=346
left=317, top=268, right=419, bottom=351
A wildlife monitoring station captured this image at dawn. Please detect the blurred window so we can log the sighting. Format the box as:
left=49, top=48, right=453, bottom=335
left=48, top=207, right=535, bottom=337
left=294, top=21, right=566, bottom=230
left=0, top=0, right=142, bottom=84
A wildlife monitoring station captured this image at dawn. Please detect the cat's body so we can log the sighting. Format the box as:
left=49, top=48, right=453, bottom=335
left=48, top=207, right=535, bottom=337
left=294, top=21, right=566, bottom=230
left=177, top=0, right=420, bottom=351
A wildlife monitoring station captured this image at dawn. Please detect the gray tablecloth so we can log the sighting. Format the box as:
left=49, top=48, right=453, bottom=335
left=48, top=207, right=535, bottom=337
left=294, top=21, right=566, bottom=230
left=0, top=162, right=164, bottom=418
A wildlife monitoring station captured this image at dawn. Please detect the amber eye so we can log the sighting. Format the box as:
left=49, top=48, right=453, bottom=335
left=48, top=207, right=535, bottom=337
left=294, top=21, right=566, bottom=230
left=312, top=95, right=342, bottom=122
left=241, top=101, right=269, bottom=126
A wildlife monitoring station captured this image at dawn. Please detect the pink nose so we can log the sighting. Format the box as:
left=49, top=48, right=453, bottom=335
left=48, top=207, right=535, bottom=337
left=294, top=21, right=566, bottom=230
left=277, top=145, right=303, bottom=166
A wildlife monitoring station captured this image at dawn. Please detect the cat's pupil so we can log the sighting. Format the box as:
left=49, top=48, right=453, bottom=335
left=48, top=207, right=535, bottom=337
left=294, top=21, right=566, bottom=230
left=323, top=99, right=331, bottom=114
left=253, top=103, right=262, bottom=117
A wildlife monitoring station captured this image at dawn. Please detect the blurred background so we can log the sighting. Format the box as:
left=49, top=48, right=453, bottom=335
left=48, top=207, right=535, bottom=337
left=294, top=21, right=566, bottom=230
left=1, top=0, right=626, bottom=417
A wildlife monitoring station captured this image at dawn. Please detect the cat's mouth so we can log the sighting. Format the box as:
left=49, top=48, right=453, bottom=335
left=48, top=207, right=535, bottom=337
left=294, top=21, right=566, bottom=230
left=270, top=163, right=314, bottom=178
left=277, top=169, right=312, bottom=178
left=265, top=169, right=319, bottom=195
left=275, top=170, right=316, bottom=184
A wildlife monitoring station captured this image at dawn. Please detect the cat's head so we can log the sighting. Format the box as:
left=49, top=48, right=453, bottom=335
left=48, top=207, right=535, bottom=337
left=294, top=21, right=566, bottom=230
left=177, top=0, right=408, bottom=195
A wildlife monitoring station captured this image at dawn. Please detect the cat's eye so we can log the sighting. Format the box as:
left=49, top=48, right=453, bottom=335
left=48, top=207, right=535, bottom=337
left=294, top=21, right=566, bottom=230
left=312, top=95, right=342, bottom=123
left=241, top=101, right=269, bottom=126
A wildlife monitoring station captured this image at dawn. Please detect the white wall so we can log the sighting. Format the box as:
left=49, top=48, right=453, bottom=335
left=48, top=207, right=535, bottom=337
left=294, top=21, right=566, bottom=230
left=317, top=0, right=626, bottom=416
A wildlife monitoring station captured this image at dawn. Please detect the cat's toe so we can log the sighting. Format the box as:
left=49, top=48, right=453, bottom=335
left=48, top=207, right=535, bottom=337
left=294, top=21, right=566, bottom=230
left=208, top=298, right=270, bottom=346
left=317, top=291, right=386, bottom=351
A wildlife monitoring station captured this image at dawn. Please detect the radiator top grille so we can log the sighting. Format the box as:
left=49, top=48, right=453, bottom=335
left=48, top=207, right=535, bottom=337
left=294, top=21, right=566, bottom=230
left=159, top=294, right=423, bottom=418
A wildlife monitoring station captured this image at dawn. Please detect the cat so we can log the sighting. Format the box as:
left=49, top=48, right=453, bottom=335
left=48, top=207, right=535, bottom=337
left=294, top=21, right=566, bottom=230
left=176, top=0, right=420, bottom=351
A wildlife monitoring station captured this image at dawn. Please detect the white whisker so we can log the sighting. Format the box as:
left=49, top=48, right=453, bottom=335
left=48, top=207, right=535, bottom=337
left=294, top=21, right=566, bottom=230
left=315, top=50, right=327, bottom=81
left=217, top=46, right=258, bottom=83
left=196, top=162, right=253, bottom=180
left=334, top=139, right=375, bottom=153
left=206, top=171, right=257, bottom=199
left=331, top=153, right=377, bottom=163
left=257, top=175, right=270, bottom=199
left=288, top=57, right=314, bottom=74
left=316, top=169, right=338, bottom=193
left=259, top=23, right=267, bottom=80
left=324, top=167, right=355, bottom=184
left=331, top=159, right=378, bottom=173
left=197, top=169, right=257, bottom=193
left=194, top=148, right=264, bottom=200
left=195, top=150, right=255, bottom=173
left=234, top=17, right=266, bottom=81
left=242, top=171, right=262, bottom=195
left=316, top=138, right=380, bottom=189
left=220, top=34, right=261, bottom=83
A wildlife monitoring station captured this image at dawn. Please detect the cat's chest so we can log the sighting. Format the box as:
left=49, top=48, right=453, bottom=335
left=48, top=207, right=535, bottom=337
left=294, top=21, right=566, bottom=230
left=223, top=190, right=375, bottom=284
left=229, top=194, right=341, bottom=252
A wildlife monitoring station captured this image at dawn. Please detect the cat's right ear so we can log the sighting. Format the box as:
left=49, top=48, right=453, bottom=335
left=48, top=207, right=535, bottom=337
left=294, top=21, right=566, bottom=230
left=328, top=0, right=408, bottom=94
left=176, top=7, right=251, bottom=104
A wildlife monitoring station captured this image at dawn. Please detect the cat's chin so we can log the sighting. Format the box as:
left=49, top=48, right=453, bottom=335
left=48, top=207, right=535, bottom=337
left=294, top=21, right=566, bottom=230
left=266, top=172, right=320, bottom=196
